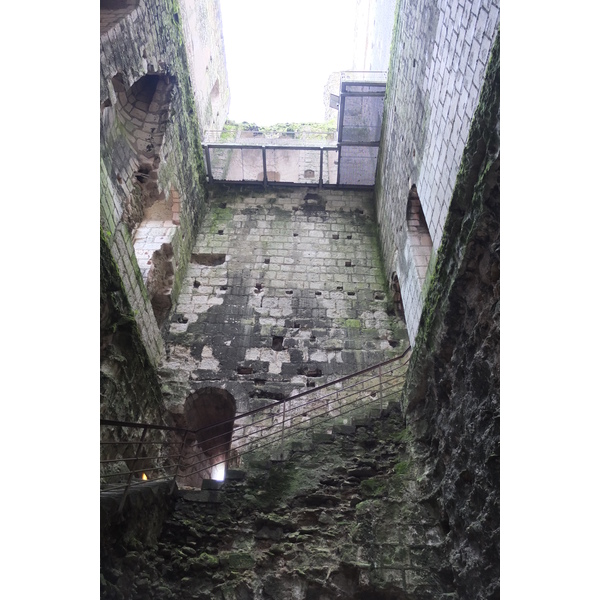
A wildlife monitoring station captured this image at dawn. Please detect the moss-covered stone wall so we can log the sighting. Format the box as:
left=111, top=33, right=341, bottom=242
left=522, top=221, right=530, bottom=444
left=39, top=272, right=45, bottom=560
left=400, top=33, right=500, bottom=600
left=100, top=0, right=228, bottom=416
left=159, top=185, right=410, bottom=446
left=375, top=0, right=499, bottom=343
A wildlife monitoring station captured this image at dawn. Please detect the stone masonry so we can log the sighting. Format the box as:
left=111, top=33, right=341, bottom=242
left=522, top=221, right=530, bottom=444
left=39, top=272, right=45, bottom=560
left=376, top=0, right=499, bottom=343
left=100, top=0, right=229, bottom=369
left=158, top=186, right=410, bottom=451
left=100, top=2, right=500, bottom=598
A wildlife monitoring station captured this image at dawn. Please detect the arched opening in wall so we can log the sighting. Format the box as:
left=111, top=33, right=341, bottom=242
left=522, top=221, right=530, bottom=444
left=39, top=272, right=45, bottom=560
left=146, top=243, right=174, bottom=328
left=111, top=72, right=173, bottom=231
left=390, top=272, right=405, bottom=320
left=177, top=388, right=236, bottom=487
left=132, top=185, right=182, bottom=327
left=100, top=0, right=139, bottom=36
left=406, top=185, right=433, bottom=284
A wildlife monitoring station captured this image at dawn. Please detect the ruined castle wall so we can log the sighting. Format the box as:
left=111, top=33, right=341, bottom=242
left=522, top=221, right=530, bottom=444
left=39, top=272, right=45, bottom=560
left=100, top=1, right=221, bottom=372
left=375, top=0, right=499, bottom=343
left=178, top=0, right=230, bottom=135
left=159, top=186, right=410, bottom=437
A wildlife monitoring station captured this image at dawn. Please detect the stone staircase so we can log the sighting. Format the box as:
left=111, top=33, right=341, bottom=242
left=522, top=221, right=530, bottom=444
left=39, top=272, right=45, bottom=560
left=178, top=401, right=402, bottom=506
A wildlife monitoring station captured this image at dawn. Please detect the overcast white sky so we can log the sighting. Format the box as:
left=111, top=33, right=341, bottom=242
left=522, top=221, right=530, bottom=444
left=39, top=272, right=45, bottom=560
left=219, top=0, right=358, bottom=125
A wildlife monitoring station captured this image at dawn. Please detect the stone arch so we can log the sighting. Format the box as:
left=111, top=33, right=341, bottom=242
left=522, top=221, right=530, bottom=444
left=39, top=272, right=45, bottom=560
left=406, top=185, right=433, bottom=284
left=177, top=387, right=237, bottom=485
left=100, top=0, right=140, bottom=36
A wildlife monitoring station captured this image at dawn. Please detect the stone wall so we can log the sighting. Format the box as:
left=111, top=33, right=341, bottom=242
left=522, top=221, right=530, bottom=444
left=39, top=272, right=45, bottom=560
left=157, top=185, right=410, bottom=480
left=178, top=0, right=230, bottom=135
left=100, top=1, right=223, bottom=410
left=101, top=407, right=449, bottom=600
left=401, top=33, right=500, bottom=599
left=100, top=0, right=225, bottom=356
left=375, top=0, right=499, bottom=343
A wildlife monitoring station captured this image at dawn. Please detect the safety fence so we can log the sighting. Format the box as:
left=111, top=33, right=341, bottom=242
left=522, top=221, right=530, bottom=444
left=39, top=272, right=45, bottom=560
left=101, top=348, right=410, bottom=502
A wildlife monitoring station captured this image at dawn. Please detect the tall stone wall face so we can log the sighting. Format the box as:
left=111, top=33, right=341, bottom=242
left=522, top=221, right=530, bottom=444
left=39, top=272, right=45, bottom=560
left=179, top=0, right=230, bottom=135
left=100, top=0, right=220, bottom=369
left=159, top=186, right=410, bottom=434
left=402, top=34, right=500, bottom=599
left=375, top=0, right=499, bottom=343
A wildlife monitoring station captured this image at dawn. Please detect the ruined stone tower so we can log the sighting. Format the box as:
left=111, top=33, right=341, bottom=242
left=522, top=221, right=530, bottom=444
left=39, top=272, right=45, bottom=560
left=100, top=1, right=500, bottom=598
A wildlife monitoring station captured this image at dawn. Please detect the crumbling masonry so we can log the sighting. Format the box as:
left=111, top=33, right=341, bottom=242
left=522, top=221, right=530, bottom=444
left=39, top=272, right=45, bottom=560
left=101, top=1, right=499, bottom=599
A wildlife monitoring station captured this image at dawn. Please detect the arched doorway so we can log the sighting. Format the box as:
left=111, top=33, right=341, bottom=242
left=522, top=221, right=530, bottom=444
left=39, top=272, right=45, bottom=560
left=177, top=388, right=236, bottom=486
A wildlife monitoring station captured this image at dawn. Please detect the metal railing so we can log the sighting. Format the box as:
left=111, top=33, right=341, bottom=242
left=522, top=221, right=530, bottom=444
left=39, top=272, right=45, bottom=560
left=201, top=71, right=387, bottom=188
left=100, top=348, right=410, bottom=504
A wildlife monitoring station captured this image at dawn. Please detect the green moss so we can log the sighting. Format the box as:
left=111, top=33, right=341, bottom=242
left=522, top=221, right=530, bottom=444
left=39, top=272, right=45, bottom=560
left=393, top=460, right=410, bottom=476
left=344, top=319, right=362, bottom=329
left=208, top=206, right=234, bottom=234
left=360, top=477, right=386, bottom=497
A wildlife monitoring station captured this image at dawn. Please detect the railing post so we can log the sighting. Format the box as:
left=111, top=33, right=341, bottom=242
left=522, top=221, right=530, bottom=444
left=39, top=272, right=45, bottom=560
left=379, top=365, right=383, bottom=412
left=170, top=430, right=190, bottom=494
left=280, top=399, right=286, bottom=459
left=319, top=147, right=324, bottom=189
left=118, top=426, right=148, bottom=513
left=204, top=145, right=213, bottom=183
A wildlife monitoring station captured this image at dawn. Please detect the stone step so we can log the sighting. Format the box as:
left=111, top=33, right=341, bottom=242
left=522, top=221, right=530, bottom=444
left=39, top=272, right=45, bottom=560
left=225, top=469, right=246, bottom=481
left=180, top=489, right=223, bottom=503
left=312, top=432, right=335, bottom=444
left=369, top=408, right=383, bottom=419
left=332, top=424, right=356, bottom=435
left=290, top=440, right=314, bottom=452
left=270, top=450, right=290, bottom=462
left=201, top=479, right=224, bottom=491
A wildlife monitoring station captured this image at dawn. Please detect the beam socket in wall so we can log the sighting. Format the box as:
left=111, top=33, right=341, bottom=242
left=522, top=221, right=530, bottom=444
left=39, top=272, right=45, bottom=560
left=346, top=235, right=352, bottom=240
left=332, top=234, right=339, bottom=240
left=345, top=261, right=352, bottom=267
left=191, top=253, right=226, bottom=266
left=272, top=336, right=284, bottom=351
left=347, top=291, right=356, bottom=296
left=315, top=291, right=322, bottom=296
left=264, top=258, right=270, bottom=264
left=237, top=366, right=253, bottom=375
left=285, top=290, right=293, bottom=295
left=217, top=230, right=224, bottom=235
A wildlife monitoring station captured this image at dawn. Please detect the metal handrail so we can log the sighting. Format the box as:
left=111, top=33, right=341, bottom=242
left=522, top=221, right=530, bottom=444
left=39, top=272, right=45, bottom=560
left=100, top=349, right=410, bottom=500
